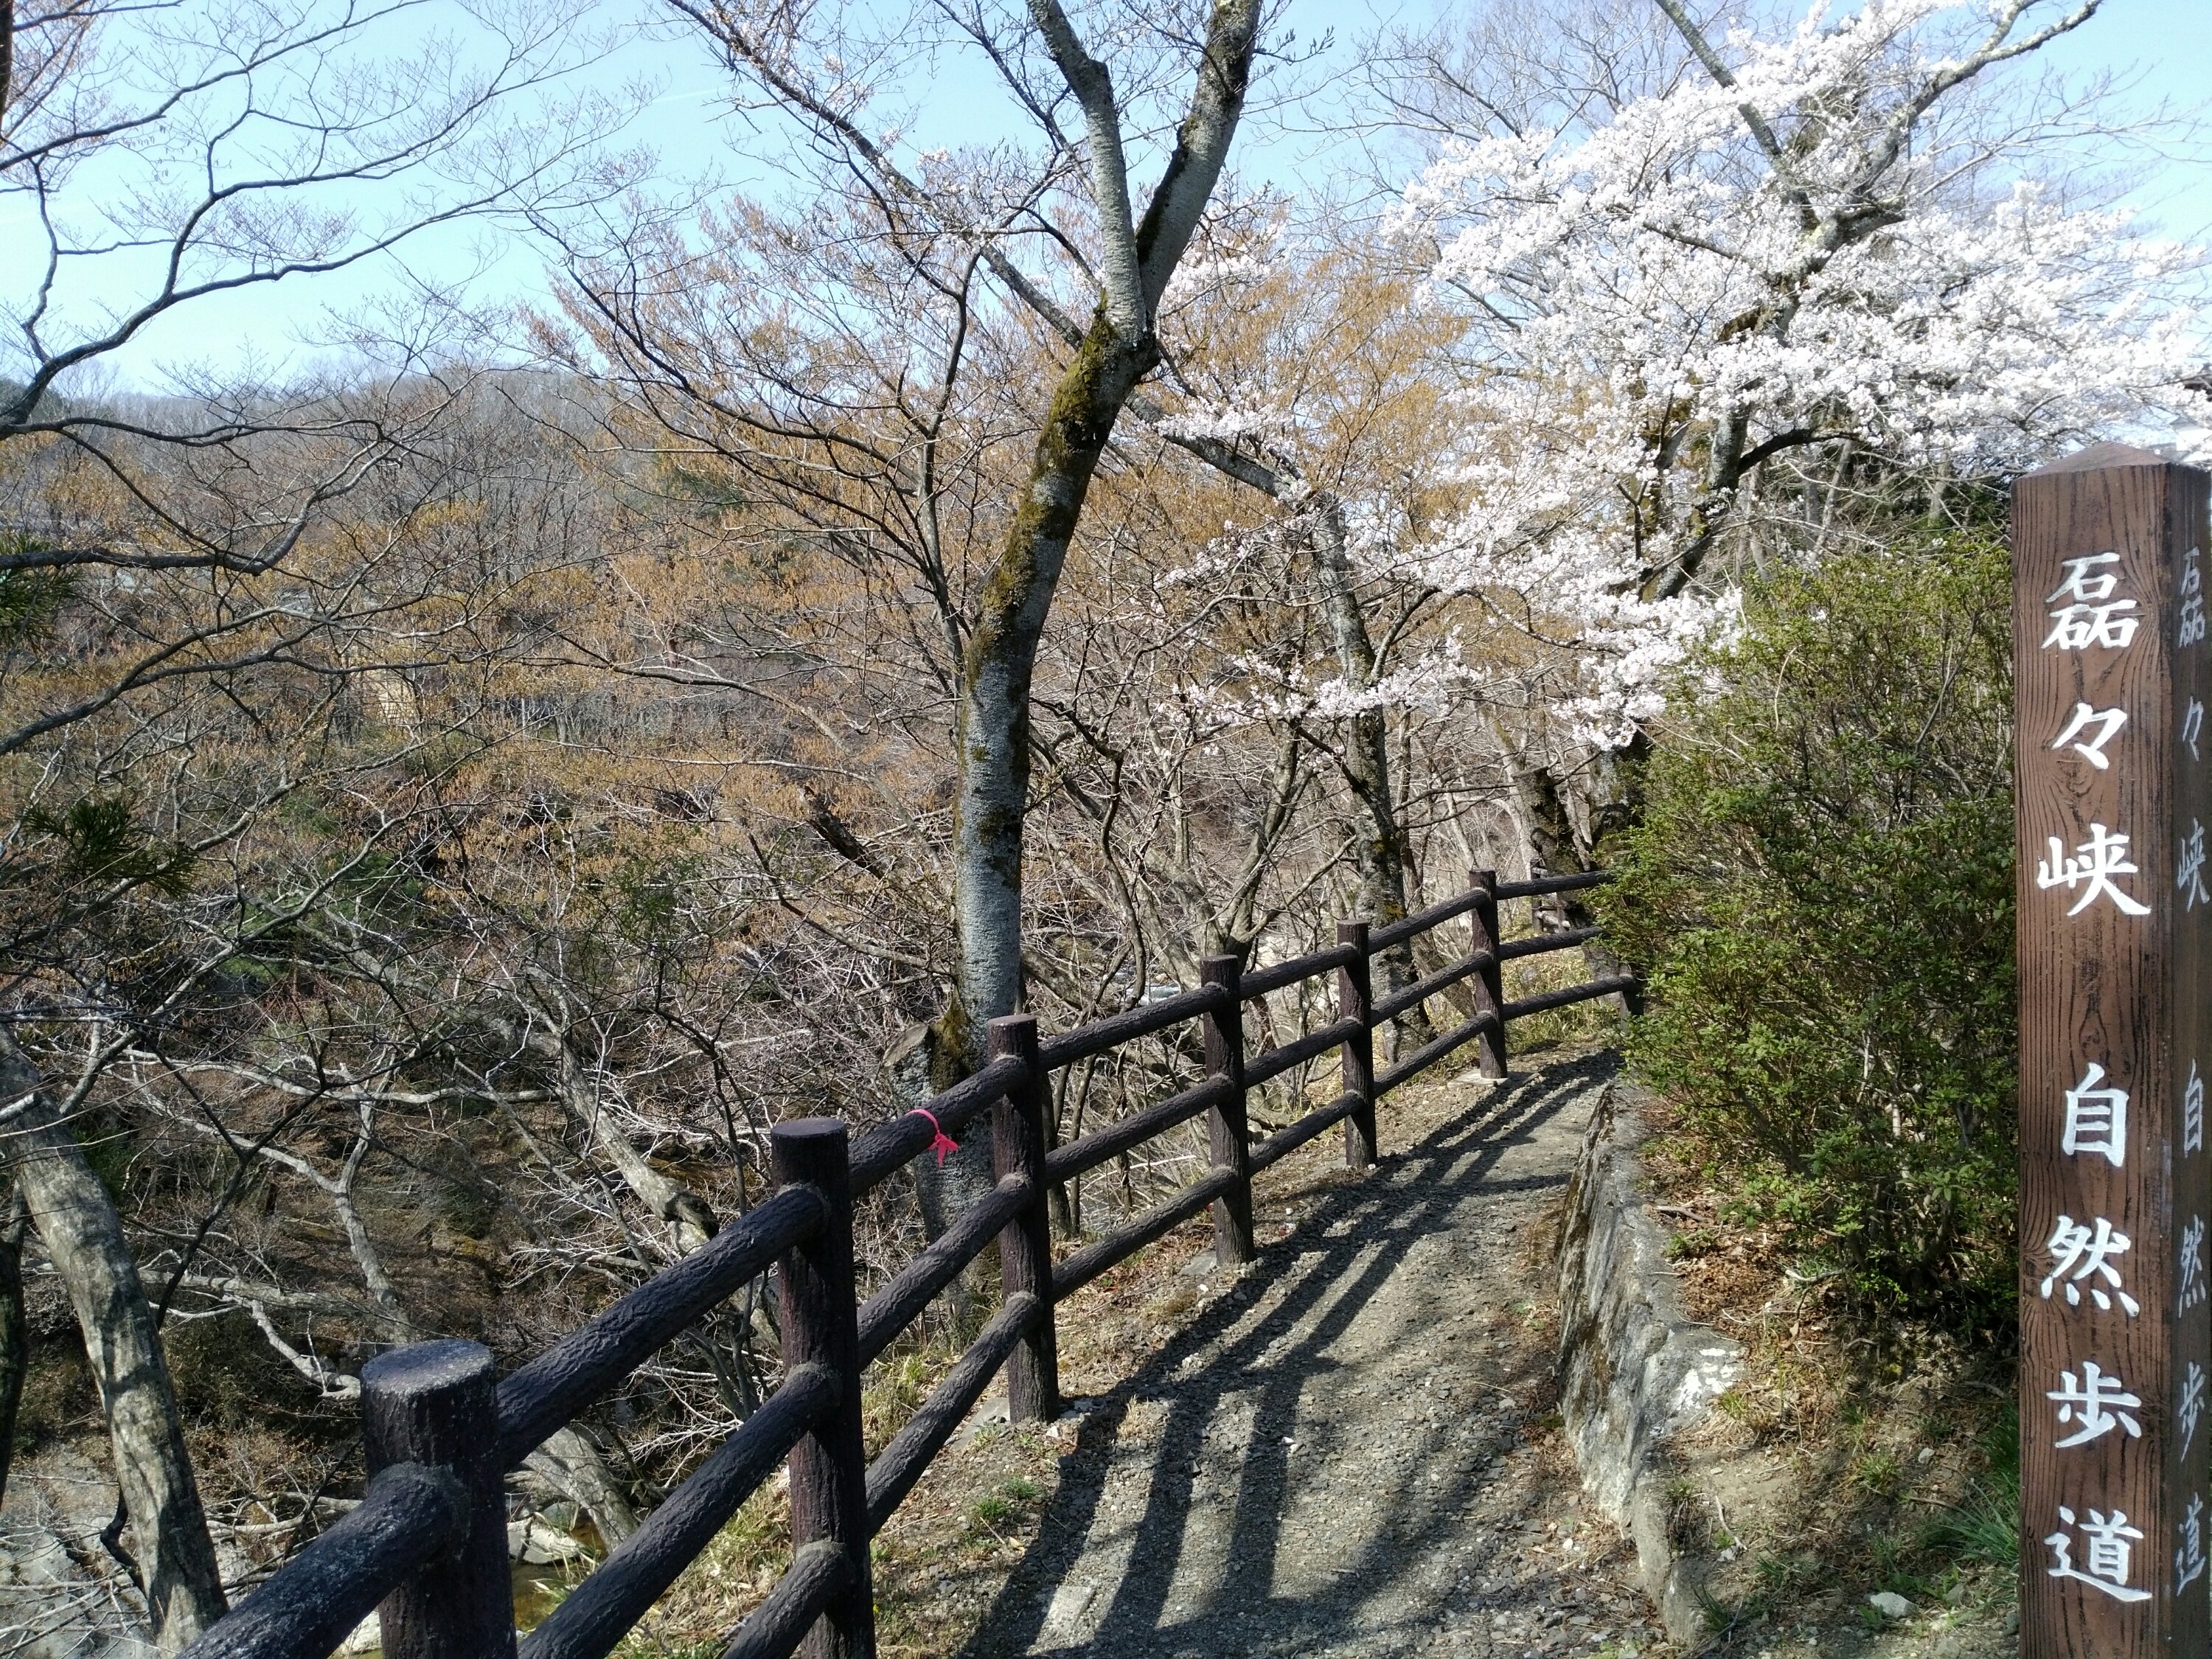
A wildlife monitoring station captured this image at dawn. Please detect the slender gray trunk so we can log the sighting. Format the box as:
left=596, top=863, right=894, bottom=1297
left=900, top=0, right=1265, bottom=1285
left=491, top=1009, right=718, bottom=1253
left=1308, top=500, right=1427, bottom=1034
left=1500, top=742, right=1637, bottom=996
left=935, top=316, right=1155, bottom=1297
left=945, top=321, right=1156, bottom=1061
left=0, top=1189, right=24, bottom=1509
left=942, top=0, right=1262, bottom=1069
left=525, top=1427, right=639, bottom=1545
left=549, top=1041, right=716, bottom=1253
left=0, top=1030, right=226, bottom=1651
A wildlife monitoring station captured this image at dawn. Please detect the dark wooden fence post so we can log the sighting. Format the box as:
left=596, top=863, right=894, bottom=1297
left=1470, top=870, right=1509, bottom=1079
left=772, top=1119, right=875, bottom=1659
left=2013, top=445, right=2212, bottom=1653
left=1337, top=922, right=1377, bottom=1168
left=987, top=1015, right=1060, bottom=1422
left=361, top=1339, right=515, bottom=1659
left=1200, top=955, right=1256, bottom=1267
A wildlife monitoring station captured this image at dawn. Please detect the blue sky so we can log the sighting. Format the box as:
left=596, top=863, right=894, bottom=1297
left=3, top=0, right=2204, bottom=392
left=2034, top=0, right=2212, bottom=240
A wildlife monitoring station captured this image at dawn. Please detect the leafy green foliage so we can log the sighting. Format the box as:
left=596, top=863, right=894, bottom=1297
left=21, top=792, right=197, bottom=898
left=1600, top=534, right=2017, bottom=1326
left=0, top=536, right=77, bottom=646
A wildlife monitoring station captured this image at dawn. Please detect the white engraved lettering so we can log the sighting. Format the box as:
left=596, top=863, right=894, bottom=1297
left=2182, top=1215, right=2208, bottom=1315
left=2047, top=1506, right=2152, bottom=1601
left=2039, top=1214, right=2140, bottom=1315
left=2050, top=1361, right=2144, bottom=1449
left=2180, top=1495, right=2207, bottom=1595
left=2051, top=702, right=2127, bottom=769
left=2045, top=554, right=2141, bottom=650
left=2061, top=1063, right=2129, bottom=1166
left=2037, top=824, right=2152, bottom=917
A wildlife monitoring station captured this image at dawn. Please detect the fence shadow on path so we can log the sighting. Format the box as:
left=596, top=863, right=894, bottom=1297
left=959, top=1048, right=1619, bottom=1659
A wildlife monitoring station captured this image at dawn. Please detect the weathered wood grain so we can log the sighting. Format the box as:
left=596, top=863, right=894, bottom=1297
left=772, top=1120, right=875, bottom=1659
left=496, top=1186, right=824, bottom=1469
left=1200, top=956, right=1256, bottom=1269
left=1472, top=871, right=1509, bottom=1078
left=1338, top=922, right=1379, bottom=1167
left=520, top=1368, right=834, bottom=1659
left=990, top=1015, right=1060, bottom=1422
left=2014, top=443, right=2212, bottom=1654
left=362, top=1340, right=516, bottom=1659
left=177, top=1464, right=462, bottom=1659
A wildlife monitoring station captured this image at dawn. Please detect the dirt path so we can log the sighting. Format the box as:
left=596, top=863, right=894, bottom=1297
left=956, top=1049, right=1662, bottom=1659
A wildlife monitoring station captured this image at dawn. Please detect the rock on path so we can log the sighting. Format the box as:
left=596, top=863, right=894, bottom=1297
left=961, top=1050, right=1663, bottom=1659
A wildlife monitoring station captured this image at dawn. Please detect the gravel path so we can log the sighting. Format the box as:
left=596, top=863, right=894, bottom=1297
left=959, top=1049, right=1663, bottom=1659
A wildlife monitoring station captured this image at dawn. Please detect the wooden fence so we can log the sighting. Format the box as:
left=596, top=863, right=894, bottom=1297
left=180, top=869, right=1634, bottom=1659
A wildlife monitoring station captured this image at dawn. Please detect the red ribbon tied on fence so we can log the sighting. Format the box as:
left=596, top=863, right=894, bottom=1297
left=909, top=1107, right=959, bottom=1166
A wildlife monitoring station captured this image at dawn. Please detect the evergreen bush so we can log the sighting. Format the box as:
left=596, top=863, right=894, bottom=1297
left=1600, top=532, right=2017, bottom=1326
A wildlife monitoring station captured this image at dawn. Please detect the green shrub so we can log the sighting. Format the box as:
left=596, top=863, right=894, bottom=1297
left=1599, top=533, right=2017, bottom=1326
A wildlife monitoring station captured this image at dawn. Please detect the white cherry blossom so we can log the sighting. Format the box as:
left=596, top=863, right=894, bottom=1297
left=1391, top=0, right=2206, bottom=746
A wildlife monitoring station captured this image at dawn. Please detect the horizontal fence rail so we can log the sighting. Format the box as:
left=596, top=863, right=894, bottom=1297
left=1044, top=1073, right=1231, bottom=1184
left=496, top=1186, right=826, bottom=1471
left=181, top=867, right=1633, bottom=1659
left=1238, top=940, right=1358, bottom=998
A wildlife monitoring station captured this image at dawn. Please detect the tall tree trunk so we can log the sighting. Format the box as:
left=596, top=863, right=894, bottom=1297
left=934, top=0, right=1263, bottom=1068
left=929, top=314, right=1161, bottom=1284
left=731, top=0, right=1266, bottom=1113
left=0, top=1030, right=226, bottom=1651
left=1307, top=499, right=1428, bottom=1038
left=1500, top=740, right=1638, bottom=997
left=0, top=1189, right=24, bottom=1509
left=945, top=319, right=1161, bottom=1062
left=911, top=1, right=1262, bottom=1290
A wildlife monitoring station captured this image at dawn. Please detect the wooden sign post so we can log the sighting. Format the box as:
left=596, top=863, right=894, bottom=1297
left=2016, top=442, right=2212, bottom=1650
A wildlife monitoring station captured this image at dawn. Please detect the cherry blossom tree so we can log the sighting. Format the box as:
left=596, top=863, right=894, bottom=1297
left=1391, top=0, right=2207, bottom=762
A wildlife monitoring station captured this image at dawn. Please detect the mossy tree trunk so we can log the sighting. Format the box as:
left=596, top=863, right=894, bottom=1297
left=1500, top=739, right=1638, bottom=995
left=936, top=0, right=1265, bottom=1072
